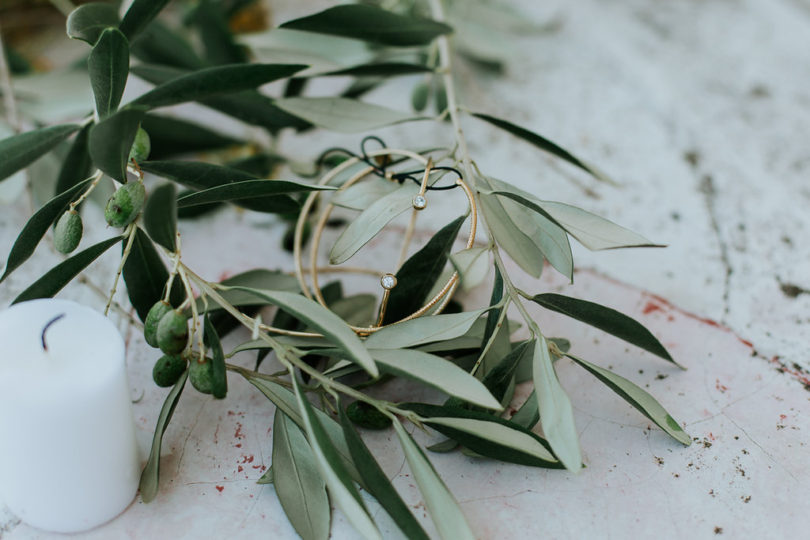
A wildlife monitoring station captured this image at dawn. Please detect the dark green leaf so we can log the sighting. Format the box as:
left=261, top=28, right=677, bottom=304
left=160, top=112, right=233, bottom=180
left=291, top=378, right=380, bottom=540
left=122, top=228, right=183, bottom=321
left=338, top=405, right=430, bottom=540
left=55, top=125, right=93, bottom=196
left=203, top=314, right=228, bottom=399
left=530, top=293, right=680, bottom=366
left=66, top=2, right=120, bottom=45
left=12, top=236, right=121, bottom=304
left=319, top=62, right=432, bottom=78
left=472, top=112, right=613, bottom=184
left=139, top=370, right=188, bottom=502
left=226, top=153, right=285, bottom=177
left=89, top=108, right=145, bottom=181
left=131, top=63, right=307, bottom=110
left=1, top=178, right=92, bottom=283
left=280, top=5, right=452, bottom=47
left=0, top=124, right=80, bottom=182
left=383, top=215, right=465, bottom=324
left=142, top=183, right=177, bottom=251
left=400, top=403, right=561, bottom=469
left=272, top=410, right=330, bottom=540
left=119, top=0, right=171, bottom=41
left=176, top=179, right=330, bottom=208
left=189, top=0, right=247, bottom=65
left=509, top=390, right=539, bottom=429
left=482, top=264, right=504, bottom=347
left=480, top=340, right=533, bottom=404
left=140, top=114, right=240, bottom=159
left=567, top=354, right=691, bottom=445
left=88, top=28, right=130, bottom=117
left=130, top=19, right=206, bottom=69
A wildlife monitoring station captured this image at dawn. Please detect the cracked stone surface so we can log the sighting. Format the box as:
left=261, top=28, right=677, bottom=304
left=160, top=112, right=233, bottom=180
left=2, top=0, right=809, bottom=538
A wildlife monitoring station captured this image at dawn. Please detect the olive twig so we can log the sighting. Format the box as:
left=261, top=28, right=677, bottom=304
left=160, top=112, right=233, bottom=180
left=104, top=224, right=138, bottom=316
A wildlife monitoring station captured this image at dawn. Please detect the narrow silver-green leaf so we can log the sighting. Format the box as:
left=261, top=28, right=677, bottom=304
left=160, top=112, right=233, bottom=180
left=331, top=176, right=399, bottom=211
left=510, top=390, right=539, bottom=429
left=364, top=309, right=486, bottom=349
left=139, top=370, right=188, bottom=502
left=567, top=354, right=691, bottom=445
left=229, top=288, right=377, bottom=377
left=131, top=64, right=308, bottom=110
left=272, top=410, right=330, bottom=540
left=368, top=348, right=501, bottom=411
left=449, top=247, right=489, bottom=291
left=142, top=183, right=177, bottom=252
left=532, top=336, right=581, bottom=472
left=275, top=97, right=421, bottom=133
left=13, top=236, right=121, bottom=304
left=428, top=417, right=556, bottom=463
left=330, top=182, right=418, bottom=264
left=530, top=293, right=680, bottom=366
left=66, top=2, right=120, bottom=45
left=0, top=124, right=80, bottom=183
left=392, top=420, right=475, bottom=540
left=88, top=27, right=129, bottom=117
left=479, top=192, right=545, bottom=278
left=280, top=4, right=452, bottom=47
left=176, top=179, right=333, bottom=208
left=292, top=378, right=381, bottom=540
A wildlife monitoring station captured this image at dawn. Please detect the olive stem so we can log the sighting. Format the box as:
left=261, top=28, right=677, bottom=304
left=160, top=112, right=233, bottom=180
left=69, top=170, right=104, bottom=212
left=104, top=224, right=137, bottom=316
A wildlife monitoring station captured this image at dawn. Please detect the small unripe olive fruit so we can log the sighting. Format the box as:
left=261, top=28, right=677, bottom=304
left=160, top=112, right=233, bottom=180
left=129, top=127, right=151, bottom=163
left=346, top=401, right=391, bottom=430
left=189, top=357, right=214, bottom=394
left=105, top=181, right=145, bottom=228
left=152, top=354, right=187, bottom=387
left=53, top=210, right=82, bottom=254
left=144, top=300, right=173, bottom=348
left=156, top=309, right=188, bottom=355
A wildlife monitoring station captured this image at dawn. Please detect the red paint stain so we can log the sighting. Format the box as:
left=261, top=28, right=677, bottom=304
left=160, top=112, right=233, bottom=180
left=643, top=301, right=664, bottom=315
left=213, top=424, right=219, bottom=444
left=215, top=485, right=224, bottom=493
left=235, top=443, right=242, bottom=448
left=253, top=465, right=267, bottom=471
left=715, top=379, right=729, bottom=393
left=234, top=422, right=245, bottom=440
left=708, top=432, right=716, bottom=441
left=238, top=466, right=244, bottom=473
left=779, top=414, right=787, bottom=421
left=239, top=454, right=255, bottom=464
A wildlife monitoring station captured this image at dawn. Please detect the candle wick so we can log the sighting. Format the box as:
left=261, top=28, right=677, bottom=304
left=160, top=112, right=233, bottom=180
left=41, top=313, right=66, bottom=352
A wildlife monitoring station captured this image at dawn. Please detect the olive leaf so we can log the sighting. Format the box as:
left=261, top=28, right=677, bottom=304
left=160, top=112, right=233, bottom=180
left=189, top=0, right=248, bottom=65
left=330, top=182, right=418, bottom=264
left=176, top=179, right=333, bottom=208
left=66, top=2, right=120, bottom=45
left=142, top=183, right=177, bottom=252
left=275, top=97, right=422, bottom=133
left=383, top=215, right=466, bottom=324
left=1, top=178, right=92, bottom=283
left=12, top=236, right=121, bottom=304
left=567, top=354, right=692, bottom=445
left=122, top=228, right=183, bottom=321
left=203, top=314, right=228, bottom=399
left=399, top=403, right=560, bottom=468
left=320, top=62, right=433, bottom=77
left=338, top=405, right=430, bottom=540
left=479, top=192, right=545, bottom=278
left=130, top=19, right=206, bottom=70
left=130, top=63, right=307, bottom=110
left=471, top=112, right=615, bottom=184
left=391, top=419, right=475, bottom=540
left=364, top=309, right=486, bottom=349
left=280, top=4, right=452, bottom=46
left=532, top=336, right=582, bottom=472
left=480, top=340, right=534, bottom=405
left=509, top=390, right=539, bottom=430
left=449, top=247, right=489, bottom=291
left=530, top=293, right=681, bottom=367
left=55, top=125, right=93, bottom=196
left=368, top=348, right=502, bottom=411
left=88, top=107, right=145, bottom=181
left=487, top=189, right=661, bottom=251
left=291, top=377, right=381, bottom=540
left=87, top=28, right=130, bottom=118
left=272, top=409, right=331, bottom=540
left=119, top=0, right=171, bottom=41
left=140, top=114, right=240, bottom=160
left=331, top=177, right=399, bottom=211
left=227, top=288, right=378, bottom=377
left=0, top=124, right=80, bottom=183
left=139, top=370, right=188, bottom=503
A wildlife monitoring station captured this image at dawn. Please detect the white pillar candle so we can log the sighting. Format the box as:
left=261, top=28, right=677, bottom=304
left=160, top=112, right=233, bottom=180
left=0, top=299, right=140, bottom=533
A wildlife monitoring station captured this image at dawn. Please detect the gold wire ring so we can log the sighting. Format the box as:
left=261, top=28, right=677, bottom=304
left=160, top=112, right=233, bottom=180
left=291, top=148, right=478, bottom=336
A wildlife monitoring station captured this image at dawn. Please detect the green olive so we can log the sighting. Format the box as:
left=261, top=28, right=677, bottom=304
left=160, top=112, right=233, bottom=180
left=144, top=300, right=172, bottom=348
left=156, top=309, right=188, bottom=355
left=152, top=354, right=187, bottom=387
left=346, top=401, right=391, bottom=430
left=129, top=127, right=151, bottom=163
left=105, top=181, right=146, bottom=228
left=53, top=210, right=82, bottom=254
left=189, top=357, right=214, bottom=394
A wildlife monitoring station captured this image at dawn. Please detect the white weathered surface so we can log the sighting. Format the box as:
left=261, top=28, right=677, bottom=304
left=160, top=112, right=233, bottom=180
left=2, top=0, right=810, bottom=538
